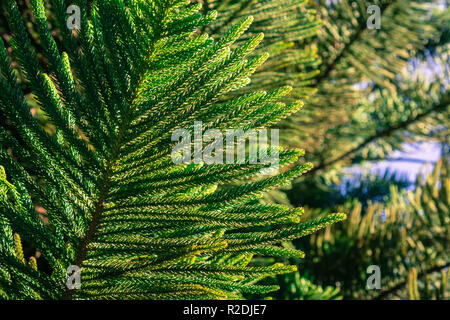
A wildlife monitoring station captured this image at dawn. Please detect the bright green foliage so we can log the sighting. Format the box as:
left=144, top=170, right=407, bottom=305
left=274, top=270, right=342, bottom=300
left=0, top=0, right=346, bottom=300
left=297, top=157, right=450, bottom=299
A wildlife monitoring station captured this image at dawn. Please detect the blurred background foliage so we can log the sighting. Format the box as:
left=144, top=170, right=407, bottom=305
left=1, top=0, right=448, bottom=299
left=202, top=0, right=449, bottom=300
left=297, top=157, right=449, bottom=299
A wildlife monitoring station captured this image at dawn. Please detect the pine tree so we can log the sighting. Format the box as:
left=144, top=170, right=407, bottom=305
left=0, top=0, right=346, bottom=299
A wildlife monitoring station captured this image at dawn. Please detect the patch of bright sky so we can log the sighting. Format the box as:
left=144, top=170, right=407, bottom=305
left=348, top=141, right=442, bottom=184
